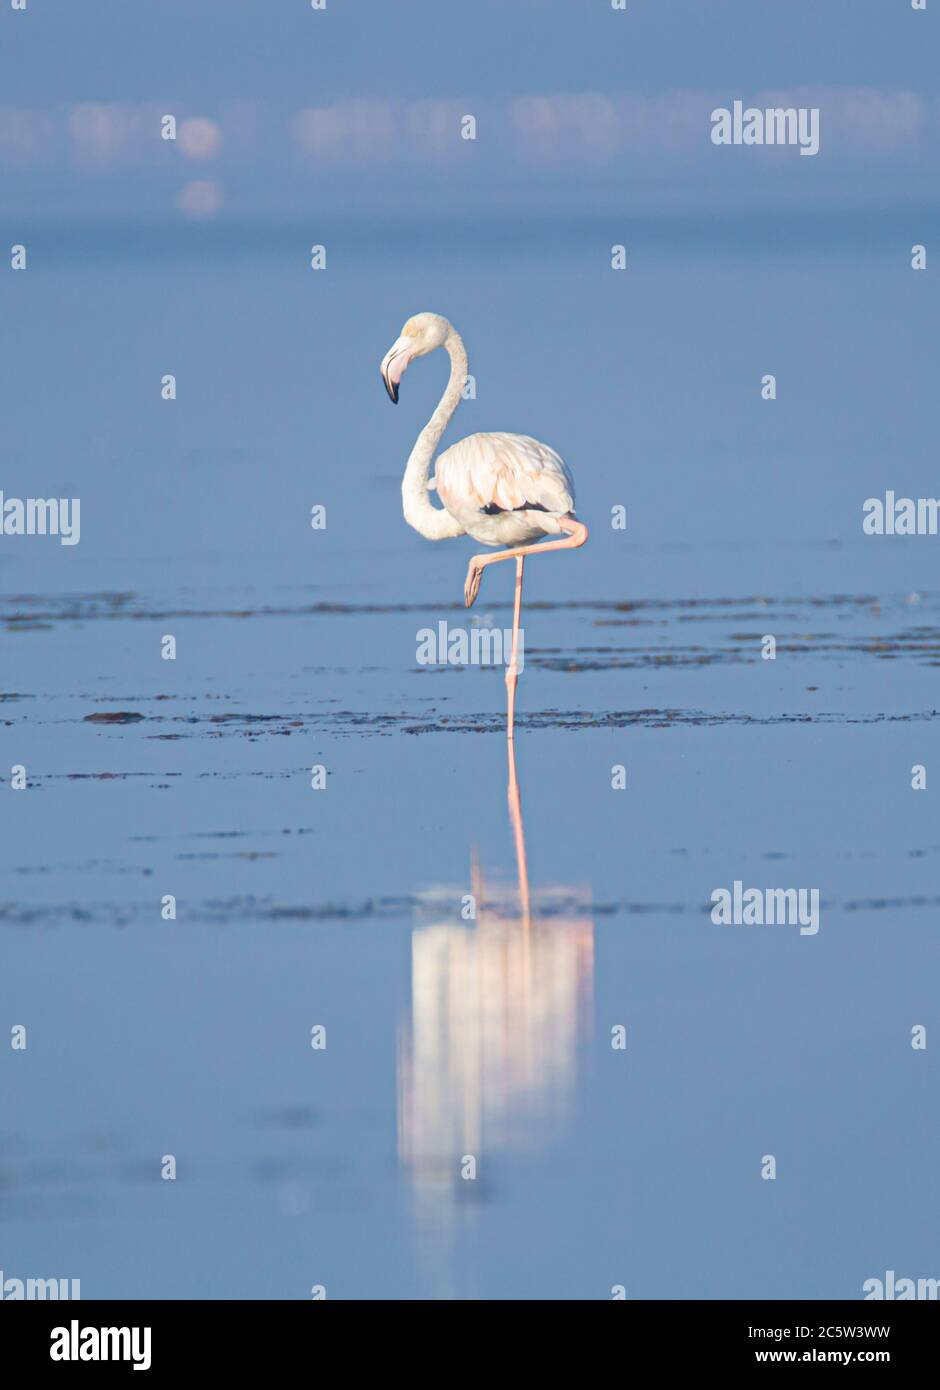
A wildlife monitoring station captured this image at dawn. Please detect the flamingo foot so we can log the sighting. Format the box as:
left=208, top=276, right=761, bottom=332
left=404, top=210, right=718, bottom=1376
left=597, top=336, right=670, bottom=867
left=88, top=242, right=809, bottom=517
left=464, top=560, right=483, bottom=608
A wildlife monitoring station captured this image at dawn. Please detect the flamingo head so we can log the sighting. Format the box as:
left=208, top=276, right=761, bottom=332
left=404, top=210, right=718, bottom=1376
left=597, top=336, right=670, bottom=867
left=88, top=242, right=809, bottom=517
left=380, top=312, right=451, bottom=404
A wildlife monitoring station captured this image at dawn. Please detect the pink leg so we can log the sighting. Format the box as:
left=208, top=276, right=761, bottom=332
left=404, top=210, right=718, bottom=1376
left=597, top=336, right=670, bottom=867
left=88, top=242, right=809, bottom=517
left=506, top=556, right=524, bottom=741
left=506, top=736, right=531, bottom=927
left=463, top=517, right=589, bottom=608
left=463, top=517, right=588, bottom=739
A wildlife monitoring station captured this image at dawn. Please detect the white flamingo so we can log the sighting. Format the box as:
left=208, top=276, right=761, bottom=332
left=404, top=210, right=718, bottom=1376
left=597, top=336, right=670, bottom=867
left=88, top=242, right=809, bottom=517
left=380, top=312, right=589, bottom=739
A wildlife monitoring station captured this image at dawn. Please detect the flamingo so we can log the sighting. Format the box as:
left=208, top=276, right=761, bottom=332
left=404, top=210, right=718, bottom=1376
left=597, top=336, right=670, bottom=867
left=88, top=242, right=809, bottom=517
left=380, top=312, right=589, bottom=739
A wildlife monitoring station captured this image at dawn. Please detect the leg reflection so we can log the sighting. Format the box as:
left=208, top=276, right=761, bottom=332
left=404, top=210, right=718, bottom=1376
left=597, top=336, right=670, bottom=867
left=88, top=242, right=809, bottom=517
left=398, top=745, right=594, bottom=1207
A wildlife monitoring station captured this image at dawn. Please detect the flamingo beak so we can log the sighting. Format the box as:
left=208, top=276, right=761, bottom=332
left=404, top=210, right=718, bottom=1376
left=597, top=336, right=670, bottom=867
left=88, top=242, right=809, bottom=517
left=380, top=336, right=415, bottom=405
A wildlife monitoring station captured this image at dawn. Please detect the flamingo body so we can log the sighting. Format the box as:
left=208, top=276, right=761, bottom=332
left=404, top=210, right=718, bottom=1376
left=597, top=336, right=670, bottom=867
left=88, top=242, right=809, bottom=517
left=434, top=431, right=576, bottom=547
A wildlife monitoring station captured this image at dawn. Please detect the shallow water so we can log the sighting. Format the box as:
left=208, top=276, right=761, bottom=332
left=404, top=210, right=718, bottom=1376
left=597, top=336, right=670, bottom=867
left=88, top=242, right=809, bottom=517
left=2, top=231, right=939, bottom=1298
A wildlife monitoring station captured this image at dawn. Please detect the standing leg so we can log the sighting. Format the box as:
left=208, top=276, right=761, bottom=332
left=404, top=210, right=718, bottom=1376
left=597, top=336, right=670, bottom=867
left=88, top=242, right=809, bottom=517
left=506, top=555, right=524, bottom=741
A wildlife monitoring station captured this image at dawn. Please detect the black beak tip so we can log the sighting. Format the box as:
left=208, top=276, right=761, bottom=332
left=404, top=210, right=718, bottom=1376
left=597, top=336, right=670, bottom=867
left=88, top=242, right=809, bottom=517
left=384, top=376, right=399, bottom=404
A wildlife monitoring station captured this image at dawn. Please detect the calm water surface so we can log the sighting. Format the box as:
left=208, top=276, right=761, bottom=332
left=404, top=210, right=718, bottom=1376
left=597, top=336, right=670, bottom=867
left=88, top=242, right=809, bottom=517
left=2, top=229, right=938, bottom=1298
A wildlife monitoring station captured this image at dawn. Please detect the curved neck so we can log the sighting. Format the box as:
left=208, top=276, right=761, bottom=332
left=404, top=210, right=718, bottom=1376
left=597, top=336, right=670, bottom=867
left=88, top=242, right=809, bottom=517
left=401, top=329, right=467, bottom=540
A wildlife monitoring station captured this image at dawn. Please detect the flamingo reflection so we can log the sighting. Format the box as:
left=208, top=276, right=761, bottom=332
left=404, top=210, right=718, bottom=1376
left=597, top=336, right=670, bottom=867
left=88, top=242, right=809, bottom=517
left=397, top=741, right=594, bottom=1197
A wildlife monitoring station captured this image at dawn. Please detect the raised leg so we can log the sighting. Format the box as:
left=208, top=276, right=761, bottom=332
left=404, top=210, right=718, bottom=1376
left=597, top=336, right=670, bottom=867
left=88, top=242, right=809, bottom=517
left=463, top=517, right=589, bottom=608
left=506, top=556, right=524, bottom=741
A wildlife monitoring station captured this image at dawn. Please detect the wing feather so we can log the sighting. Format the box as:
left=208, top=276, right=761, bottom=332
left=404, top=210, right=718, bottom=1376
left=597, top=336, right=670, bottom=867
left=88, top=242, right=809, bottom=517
left=436, top=432, right=575, bottom=520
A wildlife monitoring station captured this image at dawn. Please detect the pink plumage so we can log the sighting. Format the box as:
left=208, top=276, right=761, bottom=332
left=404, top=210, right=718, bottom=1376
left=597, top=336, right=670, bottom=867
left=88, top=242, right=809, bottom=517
left=435, top=431, right=576, bottom=547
